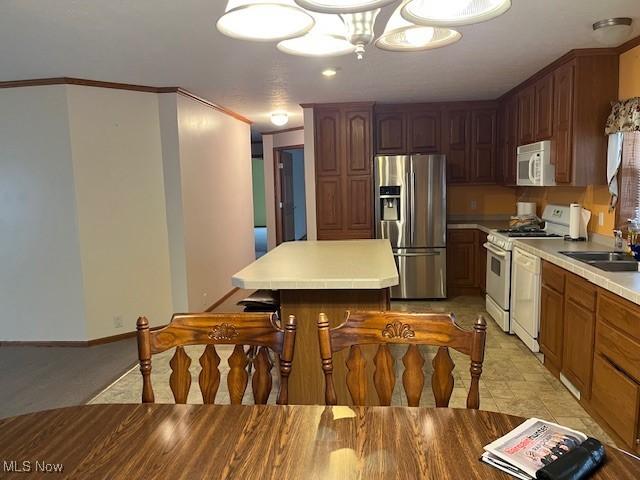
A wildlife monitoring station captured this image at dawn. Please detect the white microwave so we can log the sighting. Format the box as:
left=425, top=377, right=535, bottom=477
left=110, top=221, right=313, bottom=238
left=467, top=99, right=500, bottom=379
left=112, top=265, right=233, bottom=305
left=516, top=141, right=556, bottom=187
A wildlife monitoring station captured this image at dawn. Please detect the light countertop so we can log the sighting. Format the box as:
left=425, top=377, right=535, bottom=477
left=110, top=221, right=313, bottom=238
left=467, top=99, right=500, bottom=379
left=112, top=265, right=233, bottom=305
left=232, top=240, right=399, bottom=290
left=513, top=237, right=640, bottom=305
left=447, top=218, right=640, bottom=305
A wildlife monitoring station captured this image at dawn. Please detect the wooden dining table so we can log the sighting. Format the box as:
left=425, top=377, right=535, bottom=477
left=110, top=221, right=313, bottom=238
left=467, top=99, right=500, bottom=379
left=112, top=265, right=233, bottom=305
left=0, top=404, right=638, bottom=479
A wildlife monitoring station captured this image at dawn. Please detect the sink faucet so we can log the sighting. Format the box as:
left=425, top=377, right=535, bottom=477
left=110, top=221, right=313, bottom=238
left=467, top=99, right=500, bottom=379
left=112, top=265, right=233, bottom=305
left=613, top=230, right=625, bottom=252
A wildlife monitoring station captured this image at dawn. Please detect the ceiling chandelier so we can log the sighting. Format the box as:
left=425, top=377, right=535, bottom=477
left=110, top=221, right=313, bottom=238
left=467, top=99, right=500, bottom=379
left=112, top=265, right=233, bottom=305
left=217, top=0, right=510, bottom=58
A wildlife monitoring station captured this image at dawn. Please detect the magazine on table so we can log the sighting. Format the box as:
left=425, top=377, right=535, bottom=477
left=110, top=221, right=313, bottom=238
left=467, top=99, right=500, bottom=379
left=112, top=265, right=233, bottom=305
left=481, top=418, right=588, bottom=480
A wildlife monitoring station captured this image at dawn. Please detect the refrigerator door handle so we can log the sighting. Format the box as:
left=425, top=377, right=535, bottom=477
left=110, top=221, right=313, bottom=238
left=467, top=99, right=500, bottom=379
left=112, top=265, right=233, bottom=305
left=410, top=171, right=416, bottom=242
left=394, top=252, right=441, bottom=257
left=405, top=172, right=412, bottom=240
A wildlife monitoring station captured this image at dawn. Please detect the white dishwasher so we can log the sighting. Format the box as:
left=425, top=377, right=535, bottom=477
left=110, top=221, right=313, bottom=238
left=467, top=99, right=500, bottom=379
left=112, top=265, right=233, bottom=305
left=510, top=247, right=541, bottom=352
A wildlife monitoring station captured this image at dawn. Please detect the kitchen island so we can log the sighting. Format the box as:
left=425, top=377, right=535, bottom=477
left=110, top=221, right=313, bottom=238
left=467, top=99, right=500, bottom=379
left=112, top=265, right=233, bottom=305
left=232, top=240, right=399, bottom=404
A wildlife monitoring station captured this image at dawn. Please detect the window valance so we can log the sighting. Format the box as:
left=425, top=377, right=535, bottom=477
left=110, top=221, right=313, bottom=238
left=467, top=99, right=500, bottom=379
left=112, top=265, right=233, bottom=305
left=605, top=97, right=640, bottom=135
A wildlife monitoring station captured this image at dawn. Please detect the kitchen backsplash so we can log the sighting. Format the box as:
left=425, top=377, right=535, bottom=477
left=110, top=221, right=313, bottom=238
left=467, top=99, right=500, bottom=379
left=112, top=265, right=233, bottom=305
left=517, top=185, right=614, bottom=236
left=447, top=185, right=517, bottom=216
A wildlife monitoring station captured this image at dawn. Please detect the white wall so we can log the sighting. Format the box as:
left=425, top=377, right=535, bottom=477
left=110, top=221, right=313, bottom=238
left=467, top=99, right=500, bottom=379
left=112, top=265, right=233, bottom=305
left=0, top=86, right=87, bottom=341
left=158, top=94, right=189, bottom=312
left=66, top=85, right=174, bottom=339
left=175, top=94, right=254, bottom=311
left=262, top=128, right=307, bottom=250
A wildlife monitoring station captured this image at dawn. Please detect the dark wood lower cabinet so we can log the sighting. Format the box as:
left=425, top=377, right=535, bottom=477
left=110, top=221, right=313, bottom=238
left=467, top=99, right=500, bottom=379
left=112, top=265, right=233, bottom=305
left=539, top=284, right=564, bottom=372
left=562, top=298, right=595, bottom=398
left=538, top=260, right=640, bottom=453
left=447, top=229, right=487, bottom=296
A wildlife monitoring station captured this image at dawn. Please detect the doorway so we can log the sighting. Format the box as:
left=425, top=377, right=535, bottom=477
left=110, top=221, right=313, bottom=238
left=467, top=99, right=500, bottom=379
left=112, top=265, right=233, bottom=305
left=274, top=146, right=306, bottom=244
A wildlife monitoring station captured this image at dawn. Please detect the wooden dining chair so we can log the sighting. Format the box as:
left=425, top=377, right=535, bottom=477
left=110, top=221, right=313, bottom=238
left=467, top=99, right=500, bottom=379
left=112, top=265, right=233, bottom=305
left=136, top=312, right=296, bottom=405
left=316, top=311, right=487, bottom=408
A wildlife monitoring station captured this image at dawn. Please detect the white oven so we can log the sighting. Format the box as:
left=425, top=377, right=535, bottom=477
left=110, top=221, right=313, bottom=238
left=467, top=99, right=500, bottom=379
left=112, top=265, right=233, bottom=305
left=484, top=242, right=511, bottom=332
left=516, top=140, right=556, bottom=187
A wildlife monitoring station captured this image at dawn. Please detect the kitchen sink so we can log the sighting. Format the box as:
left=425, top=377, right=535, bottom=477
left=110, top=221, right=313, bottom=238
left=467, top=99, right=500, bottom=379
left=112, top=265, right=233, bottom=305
left=559, top=251, right=639, bottom=272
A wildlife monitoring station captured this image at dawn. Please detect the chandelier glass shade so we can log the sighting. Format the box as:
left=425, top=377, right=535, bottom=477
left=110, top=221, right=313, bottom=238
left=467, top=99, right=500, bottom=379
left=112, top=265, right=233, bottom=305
left=401, top=0, right=511, bottom=27
left=217, top=0, right=314, bottom=41
left=376, top=1, right=461, bottom=51
left=294, top=0, right=396, bottom=14
left=341, top=9, right=381, bottom=59
left=277, top=11, right=356, bottom=56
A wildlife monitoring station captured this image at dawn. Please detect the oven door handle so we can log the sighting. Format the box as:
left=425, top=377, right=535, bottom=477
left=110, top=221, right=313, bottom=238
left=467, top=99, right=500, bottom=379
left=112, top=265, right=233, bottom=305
left=484, top=243, right=507, bottom=257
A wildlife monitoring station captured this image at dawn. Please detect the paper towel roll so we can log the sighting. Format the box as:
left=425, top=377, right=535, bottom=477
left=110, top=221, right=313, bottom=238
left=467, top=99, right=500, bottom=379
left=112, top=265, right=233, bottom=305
left=517, top=202, right=536, bottom=216
left=570, top=203, right=581, bottom=239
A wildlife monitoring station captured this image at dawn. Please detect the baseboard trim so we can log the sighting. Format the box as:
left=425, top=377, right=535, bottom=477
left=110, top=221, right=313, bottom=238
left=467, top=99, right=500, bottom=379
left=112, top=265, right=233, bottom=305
left=0, top=289, right=242, bottom=348
left=206, top=287, right=240, bottom=312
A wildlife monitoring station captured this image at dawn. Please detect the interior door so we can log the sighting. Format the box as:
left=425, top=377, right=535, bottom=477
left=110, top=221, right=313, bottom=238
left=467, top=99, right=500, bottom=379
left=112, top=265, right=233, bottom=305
left=280, top=151, right=295, bottom=243
left=410, top=155, right=446, bottom=248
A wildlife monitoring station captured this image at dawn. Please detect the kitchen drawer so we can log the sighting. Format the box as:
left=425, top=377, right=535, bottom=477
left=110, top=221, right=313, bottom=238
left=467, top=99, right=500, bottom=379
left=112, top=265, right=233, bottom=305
left=448, top=229, right=476, bottom=243
left=565, top=274, right=596, bottom=312
left=596, top=319, right=640, bottom=383
left=598, top=291, right=640, bottom=343
left=591, top=353, right=640, bottom=449
left=541, top=260, right=565, bottom=294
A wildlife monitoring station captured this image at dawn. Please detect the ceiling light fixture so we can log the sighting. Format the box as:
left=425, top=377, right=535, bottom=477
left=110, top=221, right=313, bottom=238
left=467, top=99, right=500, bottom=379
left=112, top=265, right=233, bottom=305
left=377, top=1, right=461, bottom=52
left=322, top=67, right=339, bottom=77
left=402, top=0, right=511, bottom=27
left=217, top=0, right=314, bottom=41
left=294, top=0, right=396, bottom=14
left=341, top=9, right=381, bottom=60
left=592, top=18, right=633, bottom=47
left=277, top=12, right=355, bottom=57
left=270, top=112, right=289, bottom=126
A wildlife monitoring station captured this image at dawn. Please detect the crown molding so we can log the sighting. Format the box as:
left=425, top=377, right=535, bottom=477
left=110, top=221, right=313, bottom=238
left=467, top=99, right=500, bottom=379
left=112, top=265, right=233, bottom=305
left=618, top=34, right=640, bottom=54
left=0, top=77, right=252, bottom=124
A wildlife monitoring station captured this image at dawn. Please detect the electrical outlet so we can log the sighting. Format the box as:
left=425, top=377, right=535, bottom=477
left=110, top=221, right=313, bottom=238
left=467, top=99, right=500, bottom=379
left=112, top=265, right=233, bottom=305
left=598, top=212, right=604, bottom=227
left=470, top=200, right=477, bottom=210
left=113, top=316, right=123, bottom=329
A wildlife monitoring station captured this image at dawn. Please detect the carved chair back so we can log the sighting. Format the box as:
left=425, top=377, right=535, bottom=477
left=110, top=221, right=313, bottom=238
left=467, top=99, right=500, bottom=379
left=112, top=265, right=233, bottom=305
left=316, top=311, right=486, bottom=408
left=136, top=313, right=296, bottom=405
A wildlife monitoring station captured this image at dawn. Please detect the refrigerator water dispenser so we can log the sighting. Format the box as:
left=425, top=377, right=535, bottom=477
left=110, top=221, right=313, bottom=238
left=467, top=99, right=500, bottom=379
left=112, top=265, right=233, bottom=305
left=379, top=186, right=401, bottom=221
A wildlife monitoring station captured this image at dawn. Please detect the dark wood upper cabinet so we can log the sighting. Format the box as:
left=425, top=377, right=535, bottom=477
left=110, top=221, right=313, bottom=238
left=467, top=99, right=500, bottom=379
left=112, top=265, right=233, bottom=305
left=517, top=85, right=536, bottom=145
left=552, top=62, right=574, bottom=184
left=502, top=51, right=617, bottom=186
left=534, top=73, right=554, bottom=140
left=499, top=96, right=518, bottom=186
left=444, top=109, right=471, bottom=184
left=471, top=109, right=497, bottom=183
left=408, top=110, right=441, bottom=153
left=314, top=103, right=374, bottom=240
left=345, top=109, right=372, bottom=176
left=375, top=112, right=406, bottom=154
left=315, top=108, right=341, bottom=177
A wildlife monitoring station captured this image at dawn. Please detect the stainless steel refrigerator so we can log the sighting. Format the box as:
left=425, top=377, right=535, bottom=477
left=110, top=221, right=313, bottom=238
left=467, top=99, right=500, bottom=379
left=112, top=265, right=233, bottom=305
left=374, top=155, right=447, bottom=299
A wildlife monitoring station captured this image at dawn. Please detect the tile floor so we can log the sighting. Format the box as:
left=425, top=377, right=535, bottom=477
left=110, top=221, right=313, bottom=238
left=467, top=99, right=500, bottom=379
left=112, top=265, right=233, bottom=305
left=90, top=294, right=614, bottom=445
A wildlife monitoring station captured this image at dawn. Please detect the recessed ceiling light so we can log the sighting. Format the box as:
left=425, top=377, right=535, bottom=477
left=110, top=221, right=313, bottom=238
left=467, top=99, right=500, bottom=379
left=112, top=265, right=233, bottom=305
left=593, top=18, right=633, bottom=47
left=402, top=0, right=511, bottom=27
left=377, top=1, right=461, bottom=52
left=217, top=0, right=314, bottom=42
left=322, top=67, right=338, bottom=77
left=270, top=112, right=289, bottom=127
left=277, top=12, right=355, bottom=57
left=294, top=0, right=396, bottom=14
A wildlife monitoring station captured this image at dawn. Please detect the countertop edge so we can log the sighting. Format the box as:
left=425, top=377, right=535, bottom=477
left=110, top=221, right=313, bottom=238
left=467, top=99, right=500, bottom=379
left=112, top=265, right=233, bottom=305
left=512, top=240, right=640, bottom=306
